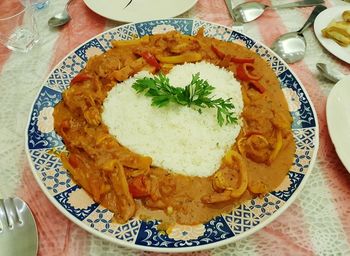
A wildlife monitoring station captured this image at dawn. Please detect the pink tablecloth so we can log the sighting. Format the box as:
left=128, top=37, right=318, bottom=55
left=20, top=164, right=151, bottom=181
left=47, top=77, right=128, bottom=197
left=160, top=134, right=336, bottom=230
left=1, top=0, right=350, bottom=255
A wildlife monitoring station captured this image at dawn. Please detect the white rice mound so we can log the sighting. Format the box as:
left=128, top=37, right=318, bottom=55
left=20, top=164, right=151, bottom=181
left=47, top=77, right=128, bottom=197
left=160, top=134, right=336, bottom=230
left=102, top=61, right=243, bottom=177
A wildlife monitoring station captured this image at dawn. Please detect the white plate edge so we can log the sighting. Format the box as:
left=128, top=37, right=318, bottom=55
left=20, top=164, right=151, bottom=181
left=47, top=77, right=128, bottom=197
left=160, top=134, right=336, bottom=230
left=326, top=76, right=350, bottom=173
left=83, top=0, right=198, bottom=23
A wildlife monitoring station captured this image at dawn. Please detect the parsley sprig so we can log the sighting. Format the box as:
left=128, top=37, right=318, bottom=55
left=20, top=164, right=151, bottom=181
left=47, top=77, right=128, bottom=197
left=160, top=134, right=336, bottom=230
left=132, top=72, right=237, bottom=126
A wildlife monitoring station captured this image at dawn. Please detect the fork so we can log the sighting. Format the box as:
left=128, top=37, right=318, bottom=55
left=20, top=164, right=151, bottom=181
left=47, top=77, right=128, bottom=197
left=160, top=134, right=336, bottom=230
left=0, top=198, right=38, bottom=256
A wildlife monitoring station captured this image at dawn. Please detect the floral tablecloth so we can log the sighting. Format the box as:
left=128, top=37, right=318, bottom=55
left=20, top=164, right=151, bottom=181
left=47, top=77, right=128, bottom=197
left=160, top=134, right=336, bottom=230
left=1, top=0, right=350, bottom=255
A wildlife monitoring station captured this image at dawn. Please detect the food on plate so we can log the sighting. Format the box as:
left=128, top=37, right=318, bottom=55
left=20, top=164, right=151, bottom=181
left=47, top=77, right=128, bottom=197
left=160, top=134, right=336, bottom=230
left=103, top=62, right=243, bottom=178
left=53, top=28, right=295, bottom=226
left=322, top=10, right=350, bottom=47
left=343, top=10, right=350, bottom=22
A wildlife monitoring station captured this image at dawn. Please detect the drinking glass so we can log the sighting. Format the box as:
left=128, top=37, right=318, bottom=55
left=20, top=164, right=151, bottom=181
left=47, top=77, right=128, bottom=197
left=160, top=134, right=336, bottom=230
left=0, top=0, right=40, bottom=52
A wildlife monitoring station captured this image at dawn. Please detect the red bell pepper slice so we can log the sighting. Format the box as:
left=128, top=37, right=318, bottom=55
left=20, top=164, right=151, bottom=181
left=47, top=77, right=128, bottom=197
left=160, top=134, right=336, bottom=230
left=128, top=175, right=150, bottom=198
left=141, top=51, right=160, bottom=70
left=59, top=119, right=70, bottom=135
left=71, top=73, right=92, bottom=84
left=211, top=44, right=225, bottom=59
left=248, top=80, right=265, bottom=94
left=231, top=56, right=255, bottom=64
left=68, top=153, right=80, bottom=168
left=236, top=63, right=262, bottom=81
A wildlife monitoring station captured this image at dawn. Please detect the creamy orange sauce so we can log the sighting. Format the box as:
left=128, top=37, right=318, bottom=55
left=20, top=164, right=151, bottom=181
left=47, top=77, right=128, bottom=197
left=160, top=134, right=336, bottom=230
left=53, top=30, right=295, bottom=225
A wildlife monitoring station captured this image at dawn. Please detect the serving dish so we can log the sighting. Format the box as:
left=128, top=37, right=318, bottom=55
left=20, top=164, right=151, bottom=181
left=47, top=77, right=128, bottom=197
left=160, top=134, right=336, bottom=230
left=327, top=75, right=350, bottom=173
left=25, top=19, right=319, bottom=252
left=83, top=0, right=198, bottom=23
left=314, top=6, right=350, bottom=64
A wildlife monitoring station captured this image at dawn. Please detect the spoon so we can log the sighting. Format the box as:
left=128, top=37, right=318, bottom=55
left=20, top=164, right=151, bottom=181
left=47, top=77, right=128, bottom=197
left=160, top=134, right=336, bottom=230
left=232, top=0, right=325, bottom=23
left=271, top=5, right=326, bottom=64
left=48, top=0, right=74, bottom=28
left=316, top=63, right=345, bottom=83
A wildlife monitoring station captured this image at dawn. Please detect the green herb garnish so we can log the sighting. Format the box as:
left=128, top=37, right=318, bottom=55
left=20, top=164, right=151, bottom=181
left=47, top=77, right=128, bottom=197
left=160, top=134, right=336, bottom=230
left=132, top=72, right=237, bottom=126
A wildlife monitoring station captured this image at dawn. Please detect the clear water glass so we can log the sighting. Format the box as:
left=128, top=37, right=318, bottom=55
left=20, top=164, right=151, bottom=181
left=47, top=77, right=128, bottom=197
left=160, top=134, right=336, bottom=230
left=0, top=0, right=39, bottom=52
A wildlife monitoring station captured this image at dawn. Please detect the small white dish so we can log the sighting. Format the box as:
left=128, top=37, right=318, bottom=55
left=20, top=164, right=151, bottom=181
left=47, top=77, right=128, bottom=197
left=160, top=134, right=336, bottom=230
left=314, top=6, right=350, bottom=64
left=83, top=0, right=198, bottom=23
left=327, top=75, right=350, bottom=172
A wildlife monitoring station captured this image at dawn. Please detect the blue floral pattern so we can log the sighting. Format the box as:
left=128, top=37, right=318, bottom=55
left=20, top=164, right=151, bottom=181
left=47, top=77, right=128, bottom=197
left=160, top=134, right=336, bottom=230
left=136, top=216, right=233, bottom=248
left=30, top=148, right=63, bottom=172
left=41, top=166, right=72, bottom=195
left=246, top=194, right=284, bottom=219
left=135, top=19, right=193, bottom=36
left=272, top=172, right=304, bottom=201
left=85, top=208, right=114, bottom=234
left=75, top=39, right=105, bottom=62
left=223, top=205, right=260, bottom=235
left=84, top=207, right=141, bottom=242
left=293, top=127, right=317, bottom=150
left=228, top=31, right=256, bottom=49
left=54, top=185, right=98, bottom=221
left=30, top=147, right=73, bottom=195
left=279, top=70, right=316, bottom=129
left=167, top=224, right=206, bottom=241
left=28, top=86, right=63, bottom=149
left=252, top=44, right=288, bottom=75
left=97, top=24, right=138, bottom=50
left=113, top=219, right=140, bottom=242
left=59, top=53, right=85, bottom=77
left=192, top=20, right=232, bottom=41
left=26, top=19, right=318, bottom=251
left=47, top=68, right=71, bottom=92
left=292, top=150, right=313, bottom=174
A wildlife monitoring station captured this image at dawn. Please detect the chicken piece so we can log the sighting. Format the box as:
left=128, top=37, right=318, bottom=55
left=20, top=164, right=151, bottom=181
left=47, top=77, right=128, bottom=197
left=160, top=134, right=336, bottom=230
left=109, top=162, right=136, bottom=223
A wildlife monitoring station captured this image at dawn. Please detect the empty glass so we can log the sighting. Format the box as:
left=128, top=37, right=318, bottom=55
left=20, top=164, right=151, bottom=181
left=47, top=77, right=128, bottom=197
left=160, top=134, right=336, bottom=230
left=0, top=0, right=39, bottom=52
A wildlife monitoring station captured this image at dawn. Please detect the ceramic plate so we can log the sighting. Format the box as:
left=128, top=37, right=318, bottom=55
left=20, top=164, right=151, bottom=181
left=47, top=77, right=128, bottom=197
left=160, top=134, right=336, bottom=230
left=327, top=75, right=350, bottom=172
left=83, top=0, right=198, bottom=23
left=25, top=19, right=319, bottom=252
left=314, top=5, right=350, bottom=64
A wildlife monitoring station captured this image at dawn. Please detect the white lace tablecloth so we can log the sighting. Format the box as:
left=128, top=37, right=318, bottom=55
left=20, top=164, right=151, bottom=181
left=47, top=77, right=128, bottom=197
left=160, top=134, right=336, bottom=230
left=0, top=0, right=350, bottom=255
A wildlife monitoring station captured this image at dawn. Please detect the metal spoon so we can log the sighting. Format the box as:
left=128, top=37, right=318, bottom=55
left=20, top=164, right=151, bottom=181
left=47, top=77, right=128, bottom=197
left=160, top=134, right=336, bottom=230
left=232, top=0, right=325, bottom=23
left=271, top=5, right=326, bottom=64
left=316, top=63, right=345, bottom=83
left=48, top=0, right=73, bottom=28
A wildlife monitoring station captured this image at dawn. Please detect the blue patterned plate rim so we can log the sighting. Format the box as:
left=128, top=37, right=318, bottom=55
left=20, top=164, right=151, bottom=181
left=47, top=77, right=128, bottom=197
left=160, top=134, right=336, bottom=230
left=25, top=18, right=319, bottom=252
